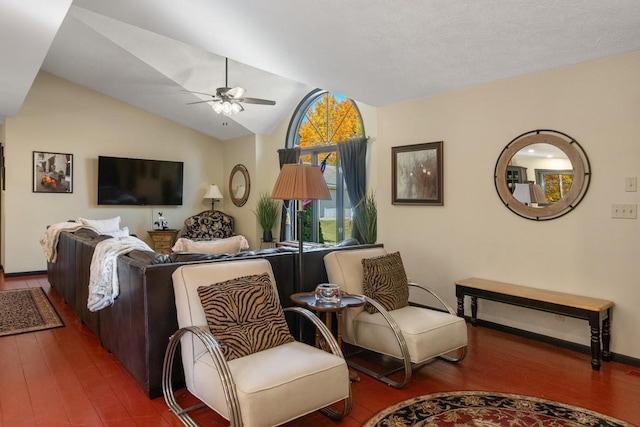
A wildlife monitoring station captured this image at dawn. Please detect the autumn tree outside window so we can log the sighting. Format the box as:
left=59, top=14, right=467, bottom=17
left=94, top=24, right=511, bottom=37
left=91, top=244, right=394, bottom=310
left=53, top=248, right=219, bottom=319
left=285, top=90, right=365, bottom=244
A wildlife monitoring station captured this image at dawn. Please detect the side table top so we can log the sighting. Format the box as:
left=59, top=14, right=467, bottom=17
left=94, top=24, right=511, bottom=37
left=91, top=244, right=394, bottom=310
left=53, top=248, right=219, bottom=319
left=290, top=292, right=365, bottom=312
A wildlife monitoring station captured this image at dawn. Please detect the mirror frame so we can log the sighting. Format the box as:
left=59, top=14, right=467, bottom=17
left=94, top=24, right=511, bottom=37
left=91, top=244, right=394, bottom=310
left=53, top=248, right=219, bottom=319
left=494, top=129, right=591, bottom=221
left=229, top=164, right=250, bottom=207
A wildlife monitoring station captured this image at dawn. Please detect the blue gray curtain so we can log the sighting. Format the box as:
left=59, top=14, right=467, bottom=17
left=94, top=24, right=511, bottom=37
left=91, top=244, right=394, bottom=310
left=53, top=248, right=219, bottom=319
left=277, top=147, right=300, bottom=242
left=337, top=138, right=367, bottom=243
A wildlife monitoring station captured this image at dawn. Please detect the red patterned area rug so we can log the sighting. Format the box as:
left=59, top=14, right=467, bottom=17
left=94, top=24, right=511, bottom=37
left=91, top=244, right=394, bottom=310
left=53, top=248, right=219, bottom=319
left=364, top=391, right=634, bottom=426
left=0, top=287, right=64, bottom=337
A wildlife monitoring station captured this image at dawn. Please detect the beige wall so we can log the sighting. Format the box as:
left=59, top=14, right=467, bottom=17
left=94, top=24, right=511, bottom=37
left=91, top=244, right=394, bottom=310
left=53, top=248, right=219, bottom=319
left=3, top=72, right=224, bottom=273
left=377, top=51, right=640, bottom=359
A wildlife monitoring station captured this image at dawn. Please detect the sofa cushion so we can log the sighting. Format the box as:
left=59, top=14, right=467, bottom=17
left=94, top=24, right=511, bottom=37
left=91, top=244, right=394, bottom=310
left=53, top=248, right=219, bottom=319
left=197, top=272, right=294, bottom=360
left=172, top=235, right=249, bottom=254
left=78, top=216, right=121, bottom=233
left=362, top=251, right=409, bottom=314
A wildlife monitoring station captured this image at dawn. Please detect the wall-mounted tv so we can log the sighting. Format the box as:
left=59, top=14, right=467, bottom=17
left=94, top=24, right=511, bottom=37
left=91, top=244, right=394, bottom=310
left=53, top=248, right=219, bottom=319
left=98, top=156, right=184, bottom=206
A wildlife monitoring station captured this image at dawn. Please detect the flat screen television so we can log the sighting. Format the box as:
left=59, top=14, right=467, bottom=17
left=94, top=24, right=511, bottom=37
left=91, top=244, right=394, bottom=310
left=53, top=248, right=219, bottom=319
left=97, top=156, right=184, bottom=205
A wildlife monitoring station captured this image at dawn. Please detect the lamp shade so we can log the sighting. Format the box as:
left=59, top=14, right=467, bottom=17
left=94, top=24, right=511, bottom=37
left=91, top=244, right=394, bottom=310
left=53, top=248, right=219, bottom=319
left=271, top=164, right=331, bottom=201
left=513, top=183, right=531, bottom=204
left=204, top=184, right=223, bottom=200
left=513, top=183, right=547, bottom=205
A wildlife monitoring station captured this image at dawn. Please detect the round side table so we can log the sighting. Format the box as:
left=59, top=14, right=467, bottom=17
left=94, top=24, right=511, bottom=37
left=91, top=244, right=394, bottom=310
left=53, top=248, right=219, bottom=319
left=290, top=291, right=365, bottom=381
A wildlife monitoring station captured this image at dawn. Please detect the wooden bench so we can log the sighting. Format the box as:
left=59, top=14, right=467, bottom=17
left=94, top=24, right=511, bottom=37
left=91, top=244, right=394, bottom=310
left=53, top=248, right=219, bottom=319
left=455, top=277, right=613, bottom=370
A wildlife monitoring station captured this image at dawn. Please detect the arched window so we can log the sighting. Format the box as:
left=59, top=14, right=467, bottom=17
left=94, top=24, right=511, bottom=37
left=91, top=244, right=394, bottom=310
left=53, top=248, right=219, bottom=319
left=284, top=89, right=366, bottom=244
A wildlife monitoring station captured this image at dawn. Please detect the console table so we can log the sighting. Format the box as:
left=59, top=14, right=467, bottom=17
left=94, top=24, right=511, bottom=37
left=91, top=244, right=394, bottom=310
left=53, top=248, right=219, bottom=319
left=455, top=277, right=613, bottom=371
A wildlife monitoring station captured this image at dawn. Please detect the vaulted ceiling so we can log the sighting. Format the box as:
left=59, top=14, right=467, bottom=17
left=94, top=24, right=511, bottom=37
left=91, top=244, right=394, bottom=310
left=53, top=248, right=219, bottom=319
left=2, top=0, right=640, bottom=140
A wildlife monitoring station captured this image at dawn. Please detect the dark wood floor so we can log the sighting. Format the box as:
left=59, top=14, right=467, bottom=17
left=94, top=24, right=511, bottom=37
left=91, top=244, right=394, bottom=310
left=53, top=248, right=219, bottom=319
left=1, top=274, right=639, bottom=426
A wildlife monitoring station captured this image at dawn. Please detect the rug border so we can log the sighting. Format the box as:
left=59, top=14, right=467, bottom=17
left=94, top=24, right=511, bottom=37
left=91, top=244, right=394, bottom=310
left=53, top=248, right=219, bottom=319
left=0, top=287, right=64, bottom=337
left=363, top=390, right=634, bottom=427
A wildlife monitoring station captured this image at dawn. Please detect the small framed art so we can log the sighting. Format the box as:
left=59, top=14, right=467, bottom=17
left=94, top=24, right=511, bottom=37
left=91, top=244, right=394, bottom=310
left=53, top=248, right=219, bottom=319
left=33, top=151, right=73, bottom=193
left=392, top=141, right=443, bottom=205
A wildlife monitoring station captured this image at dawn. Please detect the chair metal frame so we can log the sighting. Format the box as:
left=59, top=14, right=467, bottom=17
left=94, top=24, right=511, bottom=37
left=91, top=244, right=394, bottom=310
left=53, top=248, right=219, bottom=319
left=162, top=306, right=352, bottom=426
left=345, top=283, right=467, bottom=388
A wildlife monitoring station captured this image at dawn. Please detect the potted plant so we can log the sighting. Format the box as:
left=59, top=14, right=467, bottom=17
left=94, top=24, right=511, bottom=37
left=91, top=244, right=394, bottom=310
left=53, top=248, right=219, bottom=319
left=354, top=191, right=377, bottom=244
left=254, top=192, right=280, bottom=242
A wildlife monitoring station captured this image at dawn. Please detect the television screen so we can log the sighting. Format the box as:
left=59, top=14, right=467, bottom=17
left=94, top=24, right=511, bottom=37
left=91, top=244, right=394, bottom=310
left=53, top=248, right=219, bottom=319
left=98, top=156, right=184, bottom=205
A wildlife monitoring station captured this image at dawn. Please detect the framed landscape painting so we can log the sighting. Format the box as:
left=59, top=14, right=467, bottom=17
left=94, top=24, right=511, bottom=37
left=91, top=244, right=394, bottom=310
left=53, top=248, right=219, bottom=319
left=33, top=151, right=73, bottom=193
left=392, top=141, right=443, bottom=205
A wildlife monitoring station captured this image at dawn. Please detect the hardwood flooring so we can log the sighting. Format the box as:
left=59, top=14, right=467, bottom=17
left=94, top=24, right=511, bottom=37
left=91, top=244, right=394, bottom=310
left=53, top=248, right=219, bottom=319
left=1, top=274, right=639, bottom=426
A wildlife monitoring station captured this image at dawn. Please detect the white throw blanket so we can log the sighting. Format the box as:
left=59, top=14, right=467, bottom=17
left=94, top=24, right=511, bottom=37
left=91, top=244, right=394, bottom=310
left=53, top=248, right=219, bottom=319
left=87, top=236, right=153, bottom=312
left=40, top=222, right=99, bottom=263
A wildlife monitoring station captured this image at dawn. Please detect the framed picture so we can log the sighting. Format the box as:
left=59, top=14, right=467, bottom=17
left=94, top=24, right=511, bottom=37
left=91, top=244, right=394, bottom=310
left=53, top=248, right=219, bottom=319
left=33, top=151, right=73, bottom=193
left=392, top=141, right=443, bottom=205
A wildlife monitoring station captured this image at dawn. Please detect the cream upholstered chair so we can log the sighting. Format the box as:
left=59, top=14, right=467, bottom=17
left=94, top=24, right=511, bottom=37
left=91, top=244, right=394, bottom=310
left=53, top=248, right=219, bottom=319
left=323, top=247, right=467, bottom=388
left=163, top=259, right=351, bottom=426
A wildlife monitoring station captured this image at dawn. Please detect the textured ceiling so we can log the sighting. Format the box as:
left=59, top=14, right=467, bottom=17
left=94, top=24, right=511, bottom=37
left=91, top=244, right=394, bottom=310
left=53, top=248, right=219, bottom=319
left=2, top=0, right=640, bottom=140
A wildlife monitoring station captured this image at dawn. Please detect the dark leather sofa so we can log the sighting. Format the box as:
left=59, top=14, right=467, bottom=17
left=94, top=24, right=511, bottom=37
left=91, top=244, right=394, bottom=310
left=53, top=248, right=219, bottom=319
left=47, top=229, right=380, bottom=398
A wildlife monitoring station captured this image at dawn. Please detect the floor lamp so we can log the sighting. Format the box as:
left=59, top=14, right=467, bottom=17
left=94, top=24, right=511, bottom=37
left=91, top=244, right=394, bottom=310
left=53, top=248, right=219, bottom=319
left=271, top=164, right=331, bottom=294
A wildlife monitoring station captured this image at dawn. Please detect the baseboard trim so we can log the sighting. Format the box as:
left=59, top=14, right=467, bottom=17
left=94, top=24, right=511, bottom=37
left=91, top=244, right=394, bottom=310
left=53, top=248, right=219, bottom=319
left=4, top=270, right=47, bottom=278
left=470, top=318, right=640, bottom=368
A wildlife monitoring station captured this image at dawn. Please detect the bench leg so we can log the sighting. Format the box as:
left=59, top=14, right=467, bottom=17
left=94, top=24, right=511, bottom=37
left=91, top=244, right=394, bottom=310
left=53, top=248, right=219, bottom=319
left=590, top=321, right=601, bottom=371
left=602, top=314, right=612, bottom=362
left=456, top=296, right=464, bottom=318
left=471, top=297, right=478, bottom=326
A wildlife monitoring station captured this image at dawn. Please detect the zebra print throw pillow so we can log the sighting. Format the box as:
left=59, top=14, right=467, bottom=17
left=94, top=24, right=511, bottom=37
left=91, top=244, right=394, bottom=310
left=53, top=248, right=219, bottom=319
left=362, top=252, right=409, bottom=314
left=197, top=273, right=294, bottom=360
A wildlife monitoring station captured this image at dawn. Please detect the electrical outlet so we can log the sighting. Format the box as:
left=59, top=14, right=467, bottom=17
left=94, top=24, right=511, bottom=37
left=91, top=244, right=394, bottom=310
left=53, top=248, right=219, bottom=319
left=611, top=204, right=638, bottom=219
left=625, top=177, right=637, bottom=192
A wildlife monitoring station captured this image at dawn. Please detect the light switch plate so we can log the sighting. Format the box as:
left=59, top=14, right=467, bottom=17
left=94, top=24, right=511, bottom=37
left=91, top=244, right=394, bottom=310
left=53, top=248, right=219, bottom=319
left=611, top=204, right=637, bottom=219
left=625, top=177, right=637, bottom=192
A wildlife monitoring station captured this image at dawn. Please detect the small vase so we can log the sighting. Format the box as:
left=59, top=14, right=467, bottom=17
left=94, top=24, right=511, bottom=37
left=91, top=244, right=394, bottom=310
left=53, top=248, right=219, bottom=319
left=262, top=229, right=273, bottom=243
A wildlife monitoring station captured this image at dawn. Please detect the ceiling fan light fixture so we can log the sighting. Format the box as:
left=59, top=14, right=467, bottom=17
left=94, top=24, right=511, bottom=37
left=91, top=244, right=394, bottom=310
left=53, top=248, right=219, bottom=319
left=212, top=100, right=243, bottom=115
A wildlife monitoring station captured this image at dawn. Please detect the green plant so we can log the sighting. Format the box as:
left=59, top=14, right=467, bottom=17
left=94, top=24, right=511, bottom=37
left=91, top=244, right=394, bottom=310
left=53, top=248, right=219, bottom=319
left=355, top=191, right=377, bottom=244
left=254, top=192, right=280, bottom=232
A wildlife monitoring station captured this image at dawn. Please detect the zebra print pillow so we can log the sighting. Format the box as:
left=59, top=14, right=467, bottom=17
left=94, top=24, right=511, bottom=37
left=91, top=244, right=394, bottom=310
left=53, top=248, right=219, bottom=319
left=197, top=273, right=294, bottom=360
left=362, top=252, right=409, bottom=314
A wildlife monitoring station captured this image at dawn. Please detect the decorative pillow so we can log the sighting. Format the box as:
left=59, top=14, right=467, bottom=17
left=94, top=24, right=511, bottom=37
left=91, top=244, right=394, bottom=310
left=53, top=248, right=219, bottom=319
left=78, top=216, right=121, bottom=233
left=362, top=251, right=409, bottom=314
left=197, top=273, right=294, bottom=360
left=171, top=235, right=248, bottom=254
left=103, top=227, right=130, bottom=237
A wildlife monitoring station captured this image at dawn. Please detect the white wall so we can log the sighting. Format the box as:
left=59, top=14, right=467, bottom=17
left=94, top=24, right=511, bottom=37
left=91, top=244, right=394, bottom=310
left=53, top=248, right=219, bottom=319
left=3, top=72, right=224, bottom=273
left=377, top=51, right=640, bottom=359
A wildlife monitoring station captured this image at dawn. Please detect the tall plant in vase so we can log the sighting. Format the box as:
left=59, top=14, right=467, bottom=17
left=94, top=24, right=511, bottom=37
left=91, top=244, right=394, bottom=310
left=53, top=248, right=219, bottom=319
left=355, top=191, right=377, bottom=244
left=254, top=192, right=280, bottom=243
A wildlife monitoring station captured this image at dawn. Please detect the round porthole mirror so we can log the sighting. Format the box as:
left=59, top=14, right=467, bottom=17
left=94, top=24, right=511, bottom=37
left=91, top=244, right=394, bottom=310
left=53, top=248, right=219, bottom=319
left=494, top=129, right=591, bottom=221
left=229, top=164, right=250, bottom=207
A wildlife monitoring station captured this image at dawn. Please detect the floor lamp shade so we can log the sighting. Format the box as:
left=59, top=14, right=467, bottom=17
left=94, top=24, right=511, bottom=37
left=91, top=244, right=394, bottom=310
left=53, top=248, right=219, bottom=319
left=271, top=164, right=332, bottom=201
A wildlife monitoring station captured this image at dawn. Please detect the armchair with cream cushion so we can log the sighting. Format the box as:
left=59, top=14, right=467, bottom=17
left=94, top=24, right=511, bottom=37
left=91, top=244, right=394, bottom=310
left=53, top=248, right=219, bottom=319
left=323, top=247, right=467, bottom=388
left=163, top=259, right=351, bottom=427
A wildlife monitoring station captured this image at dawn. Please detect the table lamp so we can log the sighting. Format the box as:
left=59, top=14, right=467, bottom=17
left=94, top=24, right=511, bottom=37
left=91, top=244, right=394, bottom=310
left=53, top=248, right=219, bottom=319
left=203, top=184, right=223, bottom=210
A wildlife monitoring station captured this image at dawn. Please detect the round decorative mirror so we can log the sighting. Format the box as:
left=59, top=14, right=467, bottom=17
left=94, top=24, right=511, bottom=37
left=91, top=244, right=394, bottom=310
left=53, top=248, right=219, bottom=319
left=494, top=129, right=591, bottom=221
left=229, top=164, right=250, bottom=207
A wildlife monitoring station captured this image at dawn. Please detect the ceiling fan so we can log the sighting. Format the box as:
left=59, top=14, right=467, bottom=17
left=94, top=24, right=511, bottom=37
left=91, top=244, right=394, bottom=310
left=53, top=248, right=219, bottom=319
left=185, top=58, right=276, bottom=114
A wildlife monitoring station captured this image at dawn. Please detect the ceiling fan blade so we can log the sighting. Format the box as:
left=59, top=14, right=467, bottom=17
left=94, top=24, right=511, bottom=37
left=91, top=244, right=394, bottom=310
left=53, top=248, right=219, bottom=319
left=226, top=87, right=246, bottom=99
left=187, top=98, right=220, bottom=105
left=239, top=97, right=276, bottom=106
left=181, top=89, right=216, bottom=97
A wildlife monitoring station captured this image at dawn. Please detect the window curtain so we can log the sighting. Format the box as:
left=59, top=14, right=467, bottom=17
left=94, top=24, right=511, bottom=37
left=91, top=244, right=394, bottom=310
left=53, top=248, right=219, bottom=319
left=277, top=147, right=300, bottom=242
left=337, top=138, right=367, bottom=243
